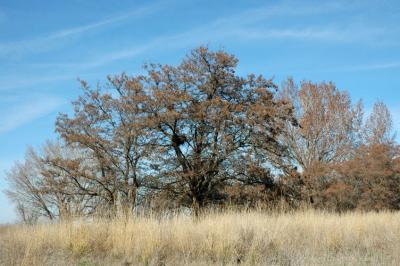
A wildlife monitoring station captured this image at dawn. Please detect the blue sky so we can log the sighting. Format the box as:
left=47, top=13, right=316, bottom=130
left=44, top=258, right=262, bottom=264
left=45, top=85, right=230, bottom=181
left=1, top=0, right=399, bottom=223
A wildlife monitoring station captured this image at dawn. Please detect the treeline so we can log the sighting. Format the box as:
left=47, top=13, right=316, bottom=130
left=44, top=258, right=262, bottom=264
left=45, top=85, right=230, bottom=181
left=6, top=47, right=400, bottom=223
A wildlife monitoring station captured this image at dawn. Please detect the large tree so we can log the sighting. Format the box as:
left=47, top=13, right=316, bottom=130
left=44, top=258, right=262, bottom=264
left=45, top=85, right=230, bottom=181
left=142, top=47, right=295, bottom=214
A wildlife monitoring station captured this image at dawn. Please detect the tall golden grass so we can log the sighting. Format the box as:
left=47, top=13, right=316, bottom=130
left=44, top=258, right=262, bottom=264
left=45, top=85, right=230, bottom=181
left=1, top=209, right=400, bottom=265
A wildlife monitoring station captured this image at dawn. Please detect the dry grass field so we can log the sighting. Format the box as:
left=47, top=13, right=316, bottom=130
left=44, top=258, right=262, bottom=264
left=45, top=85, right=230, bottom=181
left=1, top=209, right=400, bottom=266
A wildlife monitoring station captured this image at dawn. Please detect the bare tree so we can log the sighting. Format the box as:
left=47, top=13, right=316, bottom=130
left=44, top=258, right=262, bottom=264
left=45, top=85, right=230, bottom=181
left=6, top=141, right=92, bottom=221
left=277, top=78, right=364, bottom=204
left=364, top=101, right=395, bottom=145
left=280, top=78, right=363, bottom=170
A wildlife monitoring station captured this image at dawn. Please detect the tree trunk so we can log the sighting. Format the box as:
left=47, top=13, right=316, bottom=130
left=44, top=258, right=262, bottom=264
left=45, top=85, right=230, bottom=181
left=192, top=195, right=200, bottom=218
left=122, top=186, right=137, bottom=218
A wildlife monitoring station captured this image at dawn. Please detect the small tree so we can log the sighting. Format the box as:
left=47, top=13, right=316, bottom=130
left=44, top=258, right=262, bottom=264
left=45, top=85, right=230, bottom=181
left=364, top=101, right=395, bottom=145
left=6, top=141, right=92, bottom=221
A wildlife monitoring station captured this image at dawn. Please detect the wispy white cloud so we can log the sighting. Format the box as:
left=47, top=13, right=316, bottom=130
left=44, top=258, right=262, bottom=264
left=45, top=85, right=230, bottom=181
left=228, top=27, right=348, bottom=41
left=212, top=0, right=350, bottom=27
left=0, top=74, right=75, bottom=91
left=296, top=61, right=400, bottom=74
left=0, top=95, right=64, bottom=134
left=0, top=71, right=107, bottom=91
left=2, top=0, right=398, bottom=83
left=71, top=25, right=393, bottom=70
left=335, top=62, right=400, bottom=72
left=1, top=0, right=362, bottom=65
left=53, top=1, right=397, bottom=70
left=0, top=2, right=163, bottom=57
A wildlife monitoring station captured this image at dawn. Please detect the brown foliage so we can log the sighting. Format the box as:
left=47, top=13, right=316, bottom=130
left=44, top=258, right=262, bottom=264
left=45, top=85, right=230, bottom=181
left=141, top=47, right=295, bottom=214
left=5, top=47, right=400, bottom=221
left=7, top=47, right=296, bottom=219
left=56, top=74, right=151, bottom=215
left=330, top=144, right=400, bottom=211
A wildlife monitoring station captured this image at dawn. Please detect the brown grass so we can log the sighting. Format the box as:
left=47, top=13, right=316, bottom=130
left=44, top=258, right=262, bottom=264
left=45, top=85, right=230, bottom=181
left=1, top=209, right=400, bottom=265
